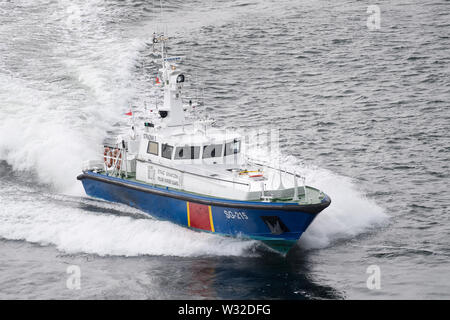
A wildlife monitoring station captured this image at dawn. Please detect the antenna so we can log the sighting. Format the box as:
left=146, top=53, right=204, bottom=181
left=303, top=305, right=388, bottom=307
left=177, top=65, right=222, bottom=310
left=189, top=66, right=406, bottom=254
left=159, top=0, right=167, bottom=38
left=153, top=0, right=156, bottom=32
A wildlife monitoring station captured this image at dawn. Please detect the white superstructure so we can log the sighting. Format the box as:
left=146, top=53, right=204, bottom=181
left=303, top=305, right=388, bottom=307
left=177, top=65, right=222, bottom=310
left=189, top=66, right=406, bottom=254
left=84, top=34, right=322, bottom=204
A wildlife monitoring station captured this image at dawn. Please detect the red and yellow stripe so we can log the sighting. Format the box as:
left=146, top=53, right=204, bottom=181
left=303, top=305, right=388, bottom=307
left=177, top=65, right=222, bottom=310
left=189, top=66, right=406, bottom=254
left=187, top=201, right=214, bottom=232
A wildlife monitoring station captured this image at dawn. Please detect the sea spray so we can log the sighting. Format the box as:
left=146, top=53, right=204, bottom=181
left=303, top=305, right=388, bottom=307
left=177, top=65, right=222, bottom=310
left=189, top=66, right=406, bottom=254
left=244, top=146, right=388, bottom=250
left=0, top=185, right=258, bottom=257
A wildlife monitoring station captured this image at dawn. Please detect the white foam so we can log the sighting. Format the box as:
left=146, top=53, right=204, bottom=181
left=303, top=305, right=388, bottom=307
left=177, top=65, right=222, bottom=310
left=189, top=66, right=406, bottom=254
left=299, top=165, right=388, bottom=249
left=0, top=193, right=257, bottom=257
left=0, top=10, right=145, bottom=194
left=245, top=151, right=388, bottom=250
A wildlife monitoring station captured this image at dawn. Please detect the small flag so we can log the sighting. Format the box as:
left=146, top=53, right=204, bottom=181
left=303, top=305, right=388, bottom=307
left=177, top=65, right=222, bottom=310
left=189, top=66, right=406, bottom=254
left=125, top=111, right=133, bottom=116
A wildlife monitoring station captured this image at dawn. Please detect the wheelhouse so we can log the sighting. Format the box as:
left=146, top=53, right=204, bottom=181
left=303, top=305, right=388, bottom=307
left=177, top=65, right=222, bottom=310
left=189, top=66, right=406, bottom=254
left=141, top=136, right=242, bottom=165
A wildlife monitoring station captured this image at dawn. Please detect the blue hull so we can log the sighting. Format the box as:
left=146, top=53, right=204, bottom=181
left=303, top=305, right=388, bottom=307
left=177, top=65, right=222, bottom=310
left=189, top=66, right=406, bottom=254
left=77, top=171, right=331, bottom=253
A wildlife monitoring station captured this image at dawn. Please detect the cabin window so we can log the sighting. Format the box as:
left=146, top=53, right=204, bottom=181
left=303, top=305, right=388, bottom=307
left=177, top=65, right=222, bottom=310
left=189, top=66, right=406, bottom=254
left=161, top=143, right=174, bottom=159
left=203, top=144, right=223, bottom=159
left=147, top=141, right=159, bottom=155
left=175, top=146, right=200, bottom=160
left=224, top=140, right=241, bottom=156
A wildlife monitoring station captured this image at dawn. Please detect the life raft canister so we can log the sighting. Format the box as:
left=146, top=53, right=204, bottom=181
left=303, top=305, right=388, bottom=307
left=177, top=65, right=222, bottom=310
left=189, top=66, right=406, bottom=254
left=239, top=169, right=264, bottom=178
left=103, top=147, right=113, bottom=168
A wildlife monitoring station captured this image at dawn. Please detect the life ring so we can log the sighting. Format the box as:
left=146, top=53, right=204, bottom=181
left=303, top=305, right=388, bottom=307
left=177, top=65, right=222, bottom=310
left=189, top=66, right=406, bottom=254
left=113, top=148, right=122, bottom=170
left=103, top=147, right=113, bottom=168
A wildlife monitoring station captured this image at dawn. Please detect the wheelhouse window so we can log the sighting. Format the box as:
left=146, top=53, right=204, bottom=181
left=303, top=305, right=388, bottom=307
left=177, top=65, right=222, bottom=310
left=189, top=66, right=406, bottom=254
left=224, top=140, right=241, bottom=156
left=161, top=143, right=174, bottom=159
left=202, top=144, right=223, bottom=159
left=147, top=141, right=159, bottom=155
left=175, top=146, right=200, bottom=160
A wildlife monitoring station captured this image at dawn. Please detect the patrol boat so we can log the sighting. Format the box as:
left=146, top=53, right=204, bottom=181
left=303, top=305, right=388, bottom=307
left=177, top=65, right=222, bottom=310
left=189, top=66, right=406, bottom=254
left=77, top=34, right=331, bottom=254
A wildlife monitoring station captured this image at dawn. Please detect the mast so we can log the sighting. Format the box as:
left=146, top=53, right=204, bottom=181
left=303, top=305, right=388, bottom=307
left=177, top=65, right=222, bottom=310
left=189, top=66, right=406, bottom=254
left=156, top=35, right=186, bottom=127
left=151, top=0, right=186, bottom=127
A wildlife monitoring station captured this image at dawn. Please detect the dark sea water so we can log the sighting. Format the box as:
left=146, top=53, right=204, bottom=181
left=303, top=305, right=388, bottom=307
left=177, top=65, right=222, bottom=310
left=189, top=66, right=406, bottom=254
left=0, top=0, right=449, bottom=299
